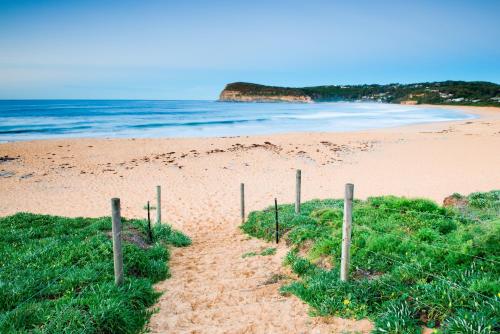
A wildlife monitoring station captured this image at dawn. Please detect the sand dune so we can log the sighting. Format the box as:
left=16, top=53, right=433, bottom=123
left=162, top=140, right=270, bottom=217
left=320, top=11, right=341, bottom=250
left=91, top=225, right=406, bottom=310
left=1, top=106, right=499, bottom=333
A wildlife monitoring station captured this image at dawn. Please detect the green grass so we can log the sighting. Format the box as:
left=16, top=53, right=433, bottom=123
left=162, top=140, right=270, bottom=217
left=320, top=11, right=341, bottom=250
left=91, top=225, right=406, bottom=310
left=242, top=251, right=258, bottom=258
left=260, top=247, right=277, bottom=256
left=0, top=213, right=191, bottom=333
left=241, top=190, right=500, bottom=333
left=242, top=247, right=277, bottom=258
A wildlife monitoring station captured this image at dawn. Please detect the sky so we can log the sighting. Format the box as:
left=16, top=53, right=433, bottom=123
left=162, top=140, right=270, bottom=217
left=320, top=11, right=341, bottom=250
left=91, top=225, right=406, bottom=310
left=0, top=0, right=499, bottom=99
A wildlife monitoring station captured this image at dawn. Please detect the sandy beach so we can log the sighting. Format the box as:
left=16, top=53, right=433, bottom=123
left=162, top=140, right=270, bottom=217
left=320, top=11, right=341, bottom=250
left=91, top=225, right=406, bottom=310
left=1, top=105, right=499, bottom=333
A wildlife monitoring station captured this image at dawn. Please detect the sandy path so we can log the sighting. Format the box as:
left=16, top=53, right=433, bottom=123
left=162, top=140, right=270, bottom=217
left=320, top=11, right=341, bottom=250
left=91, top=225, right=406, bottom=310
left=1, top=106, right=499, bottom=333
left=147, top=186, right=371, bottom=333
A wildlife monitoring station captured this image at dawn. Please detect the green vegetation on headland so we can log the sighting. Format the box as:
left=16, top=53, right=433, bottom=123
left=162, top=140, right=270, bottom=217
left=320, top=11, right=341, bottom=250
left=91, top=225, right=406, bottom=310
left=241, top=191, right=500, bottom=333
left=220, top=81, right=500, bottom=106
left=0, top=213, right=190, bottom=333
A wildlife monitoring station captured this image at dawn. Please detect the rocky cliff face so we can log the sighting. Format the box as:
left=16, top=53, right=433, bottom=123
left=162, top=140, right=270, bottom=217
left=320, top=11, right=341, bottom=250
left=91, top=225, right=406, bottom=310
left=219, top=90, right=312, bottom=103
left=218, top=82, right=313, bottom=103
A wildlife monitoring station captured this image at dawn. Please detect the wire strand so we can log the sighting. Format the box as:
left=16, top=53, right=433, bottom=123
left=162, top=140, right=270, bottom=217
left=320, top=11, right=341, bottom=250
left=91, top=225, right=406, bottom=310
left=361, top=226, right=500, bottom=266
left=40, top=263, right=112, bottom=331
left=364, top=249, right=498, bottom=303
left=1, top=222, right=108, bottom=273
left=267, top=207, right=499, bottom=264
left=7, top=232, right=111, bottom=314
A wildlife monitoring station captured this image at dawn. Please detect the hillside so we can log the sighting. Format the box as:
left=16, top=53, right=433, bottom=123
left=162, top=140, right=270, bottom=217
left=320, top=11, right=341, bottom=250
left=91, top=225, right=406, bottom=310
left=219, top=81, right=500, bottom=106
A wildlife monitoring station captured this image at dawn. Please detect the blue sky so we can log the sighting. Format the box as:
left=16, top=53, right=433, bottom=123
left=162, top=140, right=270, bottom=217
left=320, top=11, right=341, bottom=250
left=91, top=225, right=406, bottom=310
left=0, top=0, right=499, bottom=99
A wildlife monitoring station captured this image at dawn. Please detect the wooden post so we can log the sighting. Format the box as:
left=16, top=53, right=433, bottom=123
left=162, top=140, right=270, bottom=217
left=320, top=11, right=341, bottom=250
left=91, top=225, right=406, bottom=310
left=240, top=183, right=245, bottom=224
left=111, top=198, right=124, bottom=285
left=147, top=201, right=153, bottom=243
left=156, top=185, right=161, bottom=225
left=275, top=198, right=279, bottom=244
left=340, top=183, right=354, bottom=282
left=295, top=169, right=301, bottom=214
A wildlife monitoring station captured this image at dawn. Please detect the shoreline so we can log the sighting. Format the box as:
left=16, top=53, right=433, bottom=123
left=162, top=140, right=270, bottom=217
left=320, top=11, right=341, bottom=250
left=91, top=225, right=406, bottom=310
left=1, top=104, right=499, bottom=333
left=0, top=103, right=492, bottom=144
left=1, top=105, right=499, bottom=216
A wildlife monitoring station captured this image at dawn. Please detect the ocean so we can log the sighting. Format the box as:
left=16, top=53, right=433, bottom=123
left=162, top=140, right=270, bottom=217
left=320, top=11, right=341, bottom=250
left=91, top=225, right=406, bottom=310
left=0, top=100, right=474, bottom=142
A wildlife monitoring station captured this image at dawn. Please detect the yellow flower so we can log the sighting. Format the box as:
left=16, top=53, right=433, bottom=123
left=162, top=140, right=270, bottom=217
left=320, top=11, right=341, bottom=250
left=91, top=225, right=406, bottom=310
left=497, top=292, right=500, bottom=298
left=343, top=299, right=350, bottom=305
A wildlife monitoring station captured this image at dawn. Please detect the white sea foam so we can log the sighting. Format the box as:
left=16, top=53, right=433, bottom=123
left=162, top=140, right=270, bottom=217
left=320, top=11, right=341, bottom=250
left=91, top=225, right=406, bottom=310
left=0, top=100, right=474, bottom=141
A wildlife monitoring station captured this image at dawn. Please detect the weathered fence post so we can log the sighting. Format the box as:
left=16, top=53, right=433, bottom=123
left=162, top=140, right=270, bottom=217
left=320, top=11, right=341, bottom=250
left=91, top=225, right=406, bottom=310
left=275, top=198, right=279, bottom=244
left=340, top=183, right=354, bottom=282
left=147, top=201, right=153, bottom=243
left=295, top=169, right=301, bottom=214
left=240, top=183, right=245, bottom=223
left=156, top=185, right=161, bottom=225
left=111, top=198, right=124, bottom=285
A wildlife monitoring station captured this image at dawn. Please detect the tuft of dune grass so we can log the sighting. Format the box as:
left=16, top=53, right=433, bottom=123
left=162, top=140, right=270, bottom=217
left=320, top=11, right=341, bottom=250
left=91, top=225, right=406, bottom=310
left=242, top=190, right=500, bottom=333
left=0, top=213, right=190, bottom=333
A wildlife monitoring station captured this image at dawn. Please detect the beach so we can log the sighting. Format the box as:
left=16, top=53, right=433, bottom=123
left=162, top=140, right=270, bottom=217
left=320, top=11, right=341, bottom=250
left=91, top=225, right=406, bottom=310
left=1, top=105, right=499, bottom=333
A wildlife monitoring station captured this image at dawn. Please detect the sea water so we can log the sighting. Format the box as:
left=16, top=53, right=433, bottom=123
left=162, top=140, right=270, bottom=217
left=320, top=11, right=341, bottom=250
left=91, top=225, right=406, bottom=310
left=0, top=100, right=474, bottom=142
